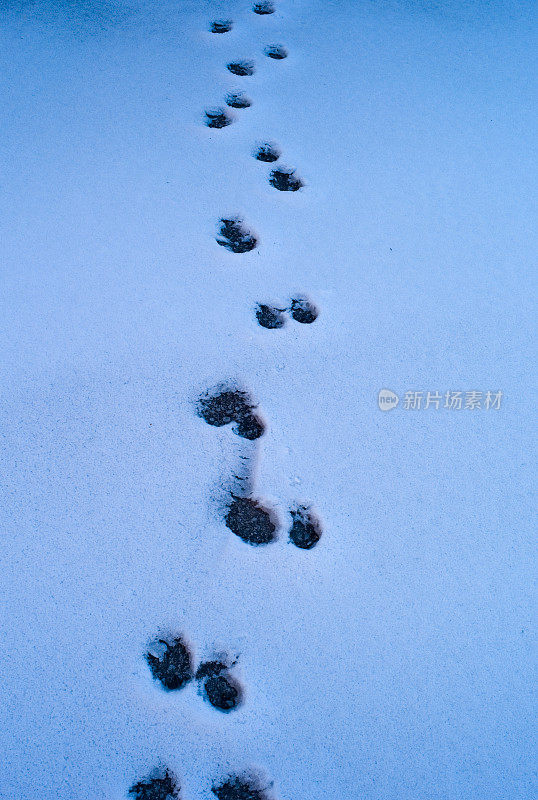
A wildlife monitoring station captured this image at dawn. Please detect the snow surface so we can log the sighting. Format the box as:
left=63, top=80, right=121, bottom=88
left=0, top=1, right=536, bottom=798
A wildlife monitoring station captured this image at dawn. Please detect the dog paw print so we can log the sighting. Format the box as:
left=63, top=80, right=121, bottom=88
left=290, top=296, right=318, bottom=323
left=254, top=142, right=281, bottom=162
left=269, top=167, right=303, bottom=191
left=252, top=2, right=275, bottom=15
left=196, top=657, right=243, bottom=712
left=226, top=92, right=252, bottom=109
left=146, top=637, right=194, bottom=692
left=205, top=108, right=233, bottom=129
left=212, top=773, right=274, bottom=800
left=210, top=20, right=233, bottom=34
left=289, top=505, right=322, bottom=549
left=254, top=296, right=319, bottom=328
left=227, top=61, right=255, bottom=76
left=264, top=44, right=287, bottom=60
left=216, top=218, right=258, bottom=254
left=197, top=388, right=265, bottom=440
left=226, top=494, right=278, bottom=545
left=129, top=769, right=180, bottom=800
left=255, top=303, right=286, bottom=329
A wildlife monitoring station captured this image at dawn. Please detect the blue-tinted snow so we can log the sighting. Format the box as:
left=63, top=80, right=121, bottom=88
left=0, top=1, right=536, bottom=798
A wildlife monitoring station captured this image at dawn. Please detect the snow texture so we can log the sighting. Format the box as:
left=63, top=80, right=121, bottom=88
left=0, top=1, right=536, bottom=799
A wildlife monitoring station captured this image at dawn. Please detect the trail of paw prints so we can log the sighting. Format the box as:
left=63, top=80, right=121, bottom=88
left=204, top=0, right=290, bottom=134
left=253, top=143, right=304, bottom=192
left=128, top=769, right=276, bottom=800
left=197, top=387, right=322, bottom=549
left=145, top=635, right=243, bottom=713
left=255, top=296, right=319, bottom=329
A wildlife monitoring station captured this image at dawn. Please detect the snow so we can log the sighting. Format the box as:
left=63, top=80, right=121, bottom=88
left=0, top=1, right=536, bottom=798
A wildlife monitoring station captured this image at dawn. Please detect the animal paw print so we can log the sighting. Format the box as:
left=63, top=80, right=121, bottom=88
left=226, top=494, right=277, bottom=545
left=289, top=505, right=322, bottom=549
left=226, top=92, right=252, bottom=109
left=197, top=387, right=265, bottom=440
left=129, top=769, right=179, bottom=800
left=129, top=769, right=276, bottom=800
left=269, top=167, right=303, bottom=191
left=227, top=60, right=255, bottom=77
left=264, top=44, right=287, bottom=60
left=210, top=19, right=233, bottom=34
left=255, top=296, right=319, bottom=328
left=254, top=142, right=281, bottom=162
left=253, top=145, right=303, bottom=191
left=212, top=773, right=274, bottom=799
left=252, top=2, right=275, bottom=15
left=196, top=656, right=243, bottom=712
left=205, top=108, right=234, bottom=129
left=216, top=218, right=258, bottom=253
left=255, top=304, right=286, bottom=329
left=146, top=636, right=244, bottom=711
left=145, top=637, right=194, bottom=692
left=290, top=296, right=318, bottom=323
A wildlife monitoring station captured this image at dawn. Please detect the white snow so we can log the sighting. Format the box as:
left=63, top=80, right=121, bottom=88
left=0, top=1, right=536, bottom=798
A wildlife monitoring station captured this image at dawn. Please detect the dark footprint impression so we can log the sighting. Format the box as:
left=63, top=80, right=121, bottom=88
left=264, top=45, right=287, bottom=60
left=213, top=774, right=273, bottom=800
left=216, top=218, right=258, bottom=254
left=227, top=61, right=255, bottom=76
left=211, top=19, right=233, bottom=33
left=129, top=769, right=180, bottom=800
left=146, top=636, right=193, bottom=691
left=252, top=2, right=275, bottom=14
left=255, top=297, right=318, bottom=328
left=290, top=296, right=318, bottom=324
left=254, top=142, right=280, bottom=162
left=269, top=167, right=303, bottom=192
left=205, top=108, right=233, bottom=129
left=226, top=92, right=252, bottom=109
left=255, top=303, right=286, bottom=329
left=198, top=388, right=265, bottom=440
left=226, top=495, right=277, bottom=545
left=196, top=658, right=243, bottom=712
left=289, top=506, right=322, bottom=549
